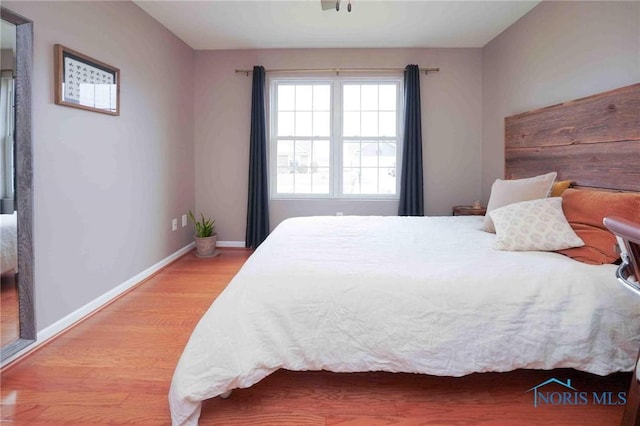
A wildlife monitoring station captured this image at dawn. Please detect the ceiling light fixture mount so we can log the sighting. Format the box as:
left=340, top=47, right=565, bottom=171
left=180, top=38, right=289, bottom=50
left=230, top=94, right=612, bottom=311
left=321, top=0, right=352, bottom=13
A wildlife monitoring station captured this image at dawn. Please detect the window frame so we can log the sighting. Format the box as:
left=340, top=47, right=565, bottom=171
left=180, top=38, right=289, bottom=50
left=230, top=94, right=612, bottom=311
left=268, top=75, right=404, bottom=200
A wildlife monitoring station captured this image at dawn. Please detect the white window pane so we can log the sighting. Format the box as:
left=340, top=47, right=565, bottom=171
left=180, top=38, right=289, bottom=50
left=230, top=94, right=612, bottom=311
left=343, top=169, right=360, bottom=194
left=313, top=111, right=330, bottom=137
left=379, top=143, right=396, bottom=167
left=379, top=112, right=396, bottom=136
left=343, top=111, right=360, bottom=136
left=277, top=140, right=295, bottom=175
left=343, top=142, right=361, bottom=167
left=379, top=85, right=397, bottom=111
left=360, top=168, right=379, bottom=194
left=313, top=140, right=330, bottom=167
left=361, top=85, right=378, bottom=110
left=277, top=139, right=294, bottom=160
left=296, top=139, right=312, bottom=154
left=295, top=111, right=312, bottom=136
left=361, top=111, right=378, bottom=136
left=278, top=112, right=294, bottom=136
left=277, top=154, right=289, bottom=168
left=277, top=168, right=294, bottom=193
left=295, top=140, right=312, bottom=173
left=295, top=85, right=313, bottom=110
left=311, top=168, right=330, bottom=194
left=278, top=85, right=295, bottom=110
left=343, top=85, right=360, bottom=111
left=386, top=162, right=397, bottom=180
left=294, top=171, right=312, bottom=193
left=379, top=168, right=396, bottom=195
left=313, top=85, right=330, bottom=111
left=360, top=142, right=379, bottom=167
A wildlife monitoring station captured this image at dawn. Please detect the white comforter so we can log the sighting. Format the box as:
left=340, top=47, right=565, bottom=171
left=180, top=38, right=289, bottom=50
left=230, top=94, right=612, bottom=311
left=1, top=212, right=17, bottom=275
left=169, top=215, right=640, bottom=425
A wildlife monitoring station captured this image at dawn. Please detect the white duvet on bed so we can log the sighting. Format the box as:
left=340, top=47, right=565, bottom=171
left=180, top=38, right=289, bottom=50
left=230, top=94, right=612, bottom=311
left=169, top=215, right=640, bottom=425
left=1, top=212, right=17, bottom=275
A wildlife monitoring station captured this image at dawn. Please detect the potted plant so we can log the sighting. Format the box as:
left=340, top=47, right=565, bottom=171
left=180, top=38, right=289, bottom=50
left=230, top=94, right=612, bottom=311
left=188, top=211, right=218, bottom=257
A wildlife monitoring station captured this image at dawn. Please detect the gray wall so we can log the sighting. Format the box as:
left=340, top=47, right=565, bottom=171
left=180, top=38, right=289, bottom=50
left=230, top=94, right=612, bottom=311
left=3, top=1, right=195, bottom=331
left=195, top=48, right=483, bottom=241
left=481, top=1, right=640, bottom=202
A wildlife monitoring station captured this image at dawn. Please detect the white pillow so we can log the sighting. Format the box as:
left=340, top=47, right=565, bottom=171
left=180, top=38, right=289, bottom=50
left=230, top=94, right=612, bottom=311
left=490, top=197, right=584, bottom=252
left=482, top=172, right=557, bottom=233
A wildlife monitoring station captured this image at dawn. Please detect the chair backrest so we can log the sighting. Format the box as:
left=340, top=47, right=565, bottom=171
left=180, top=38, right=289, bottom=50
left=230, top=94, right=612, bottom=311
left=603, top=216, right=640, bottom=296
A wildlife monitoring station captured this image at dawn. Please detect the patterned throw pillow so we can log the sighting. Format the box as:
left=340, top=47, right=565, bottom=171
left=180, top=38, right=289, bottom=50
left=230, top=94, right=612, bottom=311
left=490, top=197, right=584, bottom=252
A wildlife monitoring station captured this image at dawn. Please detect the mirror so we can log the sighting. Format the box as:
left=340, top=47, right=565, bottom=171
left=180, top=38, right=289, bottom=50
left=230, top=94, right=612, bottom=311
left=0, top=7, right=34, bottom=362
left=0, top=18, right=18, bottom=348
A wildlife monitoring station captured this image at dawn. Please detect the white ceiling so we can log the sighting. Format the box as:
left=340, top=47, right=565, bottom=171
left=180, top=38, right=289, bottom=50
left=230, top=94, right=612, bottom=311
left=133, top=0, right=540, bottom=50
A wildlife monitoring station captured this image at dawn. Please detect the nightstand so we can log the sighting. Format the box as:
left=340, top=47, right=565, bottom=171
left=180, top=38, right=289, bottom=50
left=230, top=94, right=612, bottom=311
left=452, top=205, right=486, bottom=216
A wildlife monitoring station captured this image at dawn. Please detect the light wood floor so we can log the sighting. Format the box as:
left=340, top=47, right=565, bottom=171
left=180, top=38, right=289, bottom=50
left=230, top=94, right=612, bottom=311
left=0, top=248, right=631, bottom=425
left=1, top=273, right=19, bottom=347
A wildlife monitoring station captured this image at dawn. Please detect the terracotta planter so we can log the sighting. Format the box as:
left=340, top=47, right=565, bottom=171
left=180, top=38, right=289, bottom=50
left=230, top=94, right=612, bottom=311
left=195, top=234, right=217, bottom=257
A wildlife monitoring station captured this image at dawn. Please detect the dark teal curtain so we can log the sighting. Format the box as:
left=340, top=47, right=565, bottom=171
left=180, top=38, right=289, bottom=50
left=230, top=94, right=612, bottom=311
left=398, top=64, right=424, bottom=216
left=245, top=66, right=270, bottom=248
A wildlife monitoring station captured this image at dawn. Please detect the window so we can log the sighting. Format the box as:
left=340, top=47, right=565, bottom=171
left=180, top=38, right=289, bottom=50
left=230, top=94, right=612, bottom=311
left=270, top=77, right=402, bottom=198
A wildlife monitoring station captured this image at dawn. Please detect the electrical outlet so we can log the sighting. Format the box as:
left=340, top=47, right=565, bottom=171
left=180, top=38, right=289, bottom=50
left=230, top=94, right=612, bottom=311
left=336, top=212, right=343, bottom=216
left=172, top=218, right=178, bottom=231
left=182, top=214, right=187, bottom=227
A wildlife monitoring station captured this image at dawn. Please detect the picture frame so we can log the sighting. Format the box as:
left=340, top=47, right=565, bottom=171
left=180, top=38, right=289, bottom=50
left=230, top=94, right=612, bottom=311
left=54, top=44, right=120, bottom=116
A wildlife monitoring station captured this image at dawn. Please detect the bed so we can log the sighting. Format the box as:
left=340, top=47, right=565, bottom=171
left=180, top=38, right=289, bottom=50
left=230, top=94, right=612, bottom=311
left=0, top=212, right=17, bottom=275
left=169, top=83, right=640, bottom=425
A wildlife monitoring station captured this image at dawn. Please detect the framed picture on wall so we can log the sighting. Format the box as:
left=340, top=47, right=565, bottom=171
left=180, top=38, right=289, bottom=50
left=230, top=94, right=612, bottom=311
left=54, top=44, right=120, bottom=116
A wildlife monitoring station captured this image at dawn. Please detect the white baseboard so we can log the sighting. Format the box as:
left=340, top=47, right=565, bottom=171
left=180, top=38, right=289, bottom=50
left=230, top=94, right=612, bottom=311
left=1, top=242, right=195, bottom=368
left=217, top=241, right=246, bottom=248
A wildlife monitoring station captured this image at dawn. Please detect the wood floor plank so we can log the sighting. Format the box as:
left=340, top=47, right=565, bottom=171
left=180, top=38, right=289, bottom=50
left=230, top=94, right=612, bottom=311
left=0, top=248, right=632, bottom=425
left=1, top=274, right=19, bottom=346
left=0, top=402, right=49, bottom=423
left=1, top=390, right=129, bottom=406
left=29, top=404, right=166, bottom=425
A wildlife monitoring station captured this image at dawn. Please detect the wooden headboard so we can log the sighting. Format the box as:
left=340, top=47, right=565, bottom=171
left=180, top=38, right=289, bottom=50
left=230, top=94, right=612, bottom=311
left=505, top=83, right=640, bottom=192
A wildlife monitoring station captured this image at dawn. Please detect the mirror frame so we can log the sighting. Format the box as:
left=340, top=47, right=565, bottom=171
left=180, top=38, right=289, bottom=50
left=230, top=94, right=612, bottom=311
left=1, top=7, right=34, bottom=362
